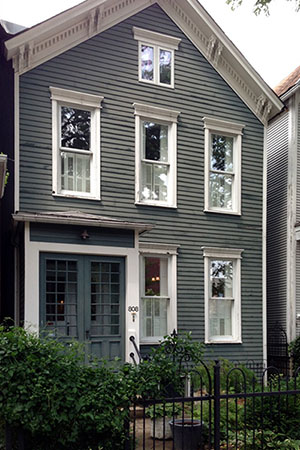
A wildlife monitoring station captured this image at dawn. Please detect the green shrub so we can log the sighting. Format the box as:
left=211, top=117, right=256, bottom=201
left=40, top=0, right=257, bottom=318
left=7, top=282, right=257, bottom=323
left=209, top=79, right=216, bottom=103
left=289, top=335, right=300, bottom=371
left=128, top=332, right=204, bottom=399
left=193, top=358, right=257, bottom=393
left=0, top=326, right=131, bottom=450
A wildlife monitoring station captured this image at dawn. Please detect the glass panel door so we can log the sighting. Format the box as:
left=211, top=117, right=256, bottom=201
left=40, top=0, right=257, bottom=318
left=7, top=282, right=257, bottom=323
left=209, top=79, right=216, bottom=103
left=40, top=254, right=125, bottom=361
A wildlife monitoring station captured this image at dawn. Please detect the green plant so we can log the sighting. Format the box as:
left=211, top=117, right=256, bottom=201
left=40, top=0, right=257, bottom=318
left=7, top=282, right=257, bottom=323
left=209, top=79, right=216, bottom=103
left=289, top=335, right=300, bottom=370
left=129, top=332, right=204, bottom=399
left=145, top=402, right=182, bottom=419
left=193, top=358, right=256, bottom=393
left=0, top=326, right=132, bottom=450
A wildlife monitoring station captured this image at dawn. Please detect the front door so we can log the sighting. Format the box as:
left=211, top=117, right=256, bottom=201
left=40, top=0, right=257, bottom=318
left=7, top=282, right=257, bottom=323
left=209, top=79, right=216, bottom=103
left=40, top=253, right=125, bottom=361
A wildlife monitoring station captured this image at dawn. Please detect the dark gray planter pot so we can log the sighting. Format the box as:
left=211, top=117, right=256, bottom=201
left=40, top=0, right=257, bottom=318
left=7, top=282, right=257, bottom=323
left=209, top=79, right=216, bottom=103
left=169, top=419, right=203, bottom=450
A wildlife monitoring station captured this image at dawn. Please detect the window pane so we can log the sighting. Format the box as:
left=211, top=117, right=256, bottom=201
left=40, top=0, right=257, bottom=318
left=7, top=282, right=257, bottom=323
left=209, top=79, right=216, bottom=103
left=141, top=45, right=154, bottom=81
left=209, top=173, right=232, bottom=209
left=141, top=297, right=168, bottom=338
left=61, top=107, right=91, bottom=150
left=159, top=49, right=171, bottom=85
left=144, top=257, right=168, bottom=296
left=143, top=122, right=168, bottom=162
left=210, top=260, right=233, bottom=298
left=141, top=162, right=168, bottom=202
left=211, top=134, right=233, bottom=172
left=90, top=261, right=121, bottom=337
left=45, top=259, right=78, bottom=338
left=61, top=152, right=91, bottom=193
left=209, top=299, right=232, bottom=337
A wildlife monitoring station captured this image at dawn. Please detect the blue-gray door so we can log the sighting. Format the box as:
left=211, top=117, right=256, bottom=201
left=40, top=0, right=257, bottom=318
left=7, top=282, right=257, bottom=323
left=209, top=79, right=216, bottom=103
left=40, top=253, right=125, bottom=361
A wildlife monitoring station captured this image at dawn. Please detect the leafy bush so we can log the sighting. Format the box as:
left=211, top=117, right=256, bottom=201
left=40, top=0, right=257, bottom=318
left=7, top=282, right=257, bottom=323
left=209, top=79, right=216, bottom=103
left=289, top=335, right=300, bottom=371
left=0, top=326, right=131, bottom=450
left=193, top=358, right=257, bottom=393
left=128, top=332, right=204, bottom=399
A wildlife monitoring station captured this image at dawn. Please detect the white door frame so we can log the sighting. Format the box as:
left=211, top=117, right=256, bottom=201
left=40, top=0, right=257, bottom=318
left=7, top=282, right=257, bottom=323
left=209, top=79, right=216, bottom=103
left=24, top=222, right=140, bottom=362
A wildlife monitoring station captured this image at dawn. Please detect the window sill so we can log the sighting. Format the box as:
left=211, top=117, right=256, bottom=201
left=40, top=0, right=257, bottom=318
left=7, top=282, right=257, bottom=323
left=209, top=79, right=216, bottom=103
left=140, top=340, right=162, bottom=345
left=135, top=201, right=177, bottom=209
left=138, top=79, right=174, bottom=89
left=205, top=339, right=242, bottom=345
left=53, top=193, right=101, bottom=201
left=203, top=208, right=241, bottom=216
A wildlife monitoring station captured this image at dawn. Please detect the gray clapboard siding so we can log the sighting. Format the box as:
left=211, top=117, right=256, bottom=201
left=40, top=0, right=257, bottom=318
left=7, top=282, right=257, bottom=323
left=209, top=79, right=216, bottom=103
left=19, top=4, right=265, bottom=362
left=297, top=102, right=300, bottom=222
left=30, top=223, right=134, bottom=248
left=296, top=243, right=300, bottom=336
left=267, top=110, right=289, bottom=333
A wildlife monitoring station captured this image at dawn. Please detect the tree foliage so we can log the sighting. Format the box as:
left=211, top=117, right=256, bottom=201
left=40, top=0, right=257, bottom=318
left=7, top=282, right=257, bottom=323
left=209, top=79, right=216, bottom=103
left=226, top=0, right=300, bottom=15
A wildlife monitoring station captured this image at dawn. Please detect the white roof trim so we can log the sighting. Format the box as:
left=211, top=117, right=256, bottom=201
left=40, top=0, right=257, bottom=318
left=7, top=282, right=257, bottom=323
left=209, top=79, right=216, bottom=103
left=4, top=0, right=284, bottom=124
left=132, top=26, right=181, bottom=50
left=13, top=211, right=154, bottom=233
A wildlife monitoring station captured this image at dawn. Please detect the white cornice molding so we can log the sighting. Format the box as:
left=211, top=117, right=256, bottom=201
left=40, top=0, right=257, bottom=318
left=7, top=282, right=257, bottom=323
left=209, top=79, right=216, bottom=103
left=202, top=116, right=245, bottom=135
left=132, top=26, right=181, bottom=49
left=139, top=242, right=179, bottom=255
left=157, top=0, right=283, bottom=124
left=202, top=246, right=244, bottom=259
left=6, top=0, right=152, bottom=73
left=133, top=102, right=180, bottom=122
left=5, top=0, right=283, bottom=123
left=50, top=86, right=104, bottom=108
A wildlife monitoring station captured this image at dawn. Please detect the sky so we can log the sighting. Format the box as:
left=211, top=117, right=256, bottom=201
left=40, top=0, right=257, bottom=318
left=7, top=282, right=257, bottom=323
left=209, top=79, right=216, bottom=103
left=1, top=0, right=299, bottom=89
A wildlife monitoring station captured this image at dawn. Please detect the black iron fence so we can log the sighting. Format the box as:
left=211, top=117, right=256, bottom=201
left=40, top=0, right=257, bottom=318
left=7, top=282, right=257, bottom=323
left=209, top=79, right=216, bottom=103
left=130, top=361, right=300, bottom=450
left=4, top=360, right=300, bottom=450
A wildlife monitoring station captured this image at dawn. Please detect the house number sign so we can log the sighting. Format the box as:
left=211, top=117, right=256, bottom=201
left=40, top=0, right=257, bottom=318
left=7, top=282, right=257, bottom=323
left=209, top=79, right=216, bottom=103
left=128, top=306, right=139, bottom=322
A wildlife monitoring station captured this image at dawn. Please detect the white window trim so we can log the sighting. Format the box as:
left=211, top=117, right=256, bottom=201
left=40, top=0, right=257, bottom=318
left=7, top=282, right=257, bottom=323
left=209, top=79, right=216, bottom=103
left=202, top=246, right=243, bottom=344
left=133, top=27, right=181, bottom=89
left=50, top=86, right=103, bottom=200
left=133, top=102, right=180, bottom=208
left=139, top=242, right=178, bottom=344
left=203, top=116, right=244, bottom=215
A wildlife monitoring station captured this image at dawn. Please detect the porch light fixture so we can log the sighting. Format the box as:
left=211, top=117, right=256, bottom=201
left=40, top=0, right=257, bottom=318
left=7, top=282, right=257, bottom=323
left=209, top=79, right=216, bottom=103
left=81, top=229, right=90, bottom=240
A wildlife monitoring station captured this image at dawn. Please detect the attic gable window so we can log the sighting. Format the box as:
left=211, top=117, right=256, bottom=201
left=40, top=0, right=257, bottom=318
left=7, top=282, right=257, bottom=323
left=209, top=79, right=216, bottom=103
left=50, top=87, right=103, bottom=200
left=133, top=27, right=181, bottom=89
left=203, top=117, right=244, bottom=215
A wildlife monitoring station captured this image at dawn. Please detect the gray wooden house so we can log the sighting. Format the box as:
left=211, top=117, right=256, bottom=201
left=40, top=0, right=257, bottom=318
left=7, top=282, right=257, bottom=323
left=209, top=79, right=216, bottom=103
left=2, top=0, right=282, bottom=363
left=267, top=66, right=300, bottom=345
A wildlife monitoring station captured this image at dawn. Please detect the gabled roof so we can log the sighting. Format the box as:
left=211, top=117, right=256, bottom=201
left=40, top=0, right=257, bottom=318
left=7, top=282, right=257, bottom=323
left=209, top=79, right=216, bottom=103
left=274, top=65, right=300, bottom=99
left=4, top=0, right=283, bottom=124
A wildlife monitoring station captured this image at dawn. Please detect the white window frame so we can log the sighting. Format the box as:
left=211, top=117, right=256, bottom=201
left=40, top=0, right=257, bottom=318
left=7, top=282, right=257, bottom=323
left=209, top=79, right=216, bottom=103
left=133, top=27, right=181, bottom=89
left=139, top=243, right=178, bottom=344
left=50, top=86, right=103, bottom=200
left=202, top=247, right=243, bottom=344
left=133, top=102, right=180, bottom=208
left=203, top=117, right=244, bottom=215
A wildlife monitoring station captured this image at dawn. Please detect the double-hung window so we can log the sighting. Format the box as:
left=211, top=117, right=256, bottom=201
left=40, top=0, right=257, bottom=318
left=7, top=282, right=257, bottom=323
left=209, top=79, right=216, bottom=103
left=203, top=247, right=243, bottom=344
left=133, top=103, right=180, bottom=207
left=50, top=87, right=103, bottom=199
left=133, top=27, right=181, bottom=88
left=203, top=117, right=244, bottom=215
left=139, top=243, right=178, bottom=344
